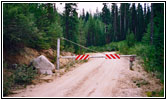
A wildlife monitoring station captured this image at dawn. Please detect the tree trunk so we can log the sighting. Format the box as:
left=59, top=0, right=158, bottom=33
left=150, top=3, right=154, bottom=45
left=120, top=9, right=121, bottom=40
left=124, top=4, right=126, bottom=40
left=114, top=4, right=117, bottom=41
left=53, top=3, right=56, bottom=12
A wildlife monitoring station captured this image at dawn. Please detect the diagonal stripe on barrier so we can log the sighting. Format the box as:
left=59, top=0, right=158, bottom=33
left=110, top=54, right=116, bottom=59
left=75, top=55, right=81, bottom=60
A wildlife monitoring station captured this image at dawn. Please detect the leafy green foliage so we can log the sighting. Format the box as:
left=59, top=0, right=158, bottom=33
left=3, top=3, right=63, bottom=51
left=14, top=65, right=37, bottom=84
left=3, top=63, right=37, bottom=96
left=117, top=41, right=129, bottom=54
left=3, top=4, right=38, bottom=50
left=142, top=24, right=151, bottom=44
left=126, top=30, right=136, bottom=47
left=3, top=73, right=14, bottom=96
left=3, top=62, right=14, bottom=96
left=146, top=88, right=164, bottom=97
left=63, top=3, right=79, bottom=49
left=101, top=3, right=110, bottom=25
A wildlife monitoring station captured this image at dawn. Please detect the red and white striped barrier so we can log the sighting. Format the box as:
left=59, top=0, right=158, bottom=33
left=105, top=54, right=120, bottom=59
left=75, top=55, right=89, bottom=60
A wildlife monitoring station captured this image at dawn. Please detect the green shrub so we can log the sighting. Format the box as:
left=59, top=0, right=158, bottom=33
left=3, top=73, right=14, bottom=96
left=3, top=61, right=14, bottom=96
left=35, top=38, right=51, bottom=50
left=86, top=41, right=121, bottom=53
left=140, top=45, right=156, bottom=72
left=105, top=42, right=119, bottom=51
left=130, top=43, right=145, bottom=55
left=158, top=88, right=164, bottom=97
left=14, top=64, right=37, bottom=85
left=126, top=31, right=136, bottom=47
left=127, top=43, right=158, bottom=72
left=3, top=64, right=37, bottom=96
left=117, top=41, right=129, bottom=54
left=147, top=88, right=164, bottom=97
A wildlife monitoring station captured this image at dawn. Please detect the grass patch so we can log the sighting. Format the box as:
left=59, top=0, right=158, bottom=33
left=146, top=88, right=164, bottom=97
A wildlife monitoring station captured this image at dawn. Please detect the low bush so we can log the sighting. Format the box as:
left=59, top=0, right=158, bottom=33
left=147, top=88, right=164, bottom=97
left=3, top=61, right=14, bottom=96
left=117, top=41, right=129, bottom=54
left=3, top=71, right=14, bottom=96
left=3, top=63, right=37, bottom=96
left=14, top=64, right=37, bottom=85
left=87, top=41, right=123, bottom=53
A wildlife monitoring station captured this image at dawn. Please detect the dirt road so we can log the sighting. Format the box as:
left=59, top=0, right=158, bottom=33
left=9, top=52, right=162, bottom=97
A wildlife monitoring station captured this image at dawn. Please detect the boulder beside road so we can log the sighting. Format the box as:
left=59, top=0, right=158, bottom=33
left=32, top=55, right=55, bottom=75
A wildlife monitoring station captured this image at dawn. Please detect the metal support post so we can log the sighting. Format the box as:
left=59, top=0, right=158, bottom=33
left=57, top=38, right=60, bottom=70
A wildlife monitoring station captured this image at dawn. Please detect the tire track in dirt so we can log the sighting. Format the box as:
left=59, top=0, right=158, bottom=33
left=64, top=60, right=105, bottom=96
left=87, top=88, right=96, bottom=96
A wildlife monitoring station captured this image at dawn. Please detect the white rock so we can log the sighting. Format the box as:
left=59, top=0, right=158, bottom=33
left=32, top=55, right=55, bottom=75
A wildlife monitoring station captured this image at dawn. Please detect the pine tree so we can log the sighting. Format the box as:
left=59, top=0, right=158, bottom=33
left=101, top=3, right=110, bottom=25
left=143, top=3, right=147, bottom=33
left=63, top=3, right=79, bottom=50
left=125, top=3, right=130, bottom=40
left=115, top=4, right=119, bottom=41
left=146, top=4, right=151, bottom=28
left=112, top=3, right=119, bottom=41
left=136, top=3, right=144, bottom=41
left=150, top=3, right=154, bottom=44
left=85, top=11, right=89, bottom=22
left=131, top=3, right=137, bottom=37
left=120, top=3, right=129, bottom=40
left=3, top=4, right=38, bottom=50
left=101, top=3, right=111, bottom=43
left=81, top=8, right=85, bottom=20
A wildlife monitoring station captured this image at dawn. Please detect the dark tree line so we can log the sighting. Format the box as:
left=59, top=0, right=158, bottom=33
left=98, top=3, right=151, bottom=43
left=3, top=3, right=163, bottom=53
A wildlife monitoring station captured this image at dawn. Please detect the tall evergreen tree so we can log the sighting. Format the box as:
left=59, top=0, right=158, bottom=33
left=146, top=4, right=151, bottom=29
left=150, top=3, right=154, bottom=44
left=101, top=3, right=111, bottom=43
left=153, top=3, right=164, bottom=72
left=111, top=3, right=119, bottom=41
left=131, top=3, right=137, bottom=37
left=101, top=3, right=110, bottom=25
left=124, top=3, right=130, bottom=40
left=63, top=3, right=79, bottom=49
left=120, top=3, right=129, bottom=40
left=81, top=8, right=85, bottom=20
left=85, top=11, right=89, bottom=22
left=143, top=3, right=147, bottom=33
left=136, top=3, right=144, bottom=41
left=115, top=4, right=119, bottom=41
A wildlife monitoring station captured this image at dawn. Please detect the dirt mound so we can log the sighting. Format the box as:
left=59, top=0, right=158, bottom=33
left=59, top=51, right=74, bottom=67
left=4, top=47, right=57, bottom=65
left=4, top=47, right=39, bottom=65
left=4, top=47, right=74, bottom=68
left=39, top=49, right=56, bottom=62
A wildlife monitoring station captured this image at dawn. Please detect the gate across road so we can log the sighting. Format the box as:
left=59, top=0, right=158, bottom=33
left=56, top=38, right=136, bottom=70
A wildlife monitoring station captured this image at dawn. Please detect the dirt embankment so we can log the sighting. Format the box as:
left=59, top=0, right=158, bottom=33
left=3, top=47, right=74, bottom=67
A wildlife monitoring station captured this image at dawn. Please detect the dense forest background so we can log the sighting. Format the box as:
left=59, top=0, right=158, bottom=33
left=3, top=3, right=164, bottom=96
